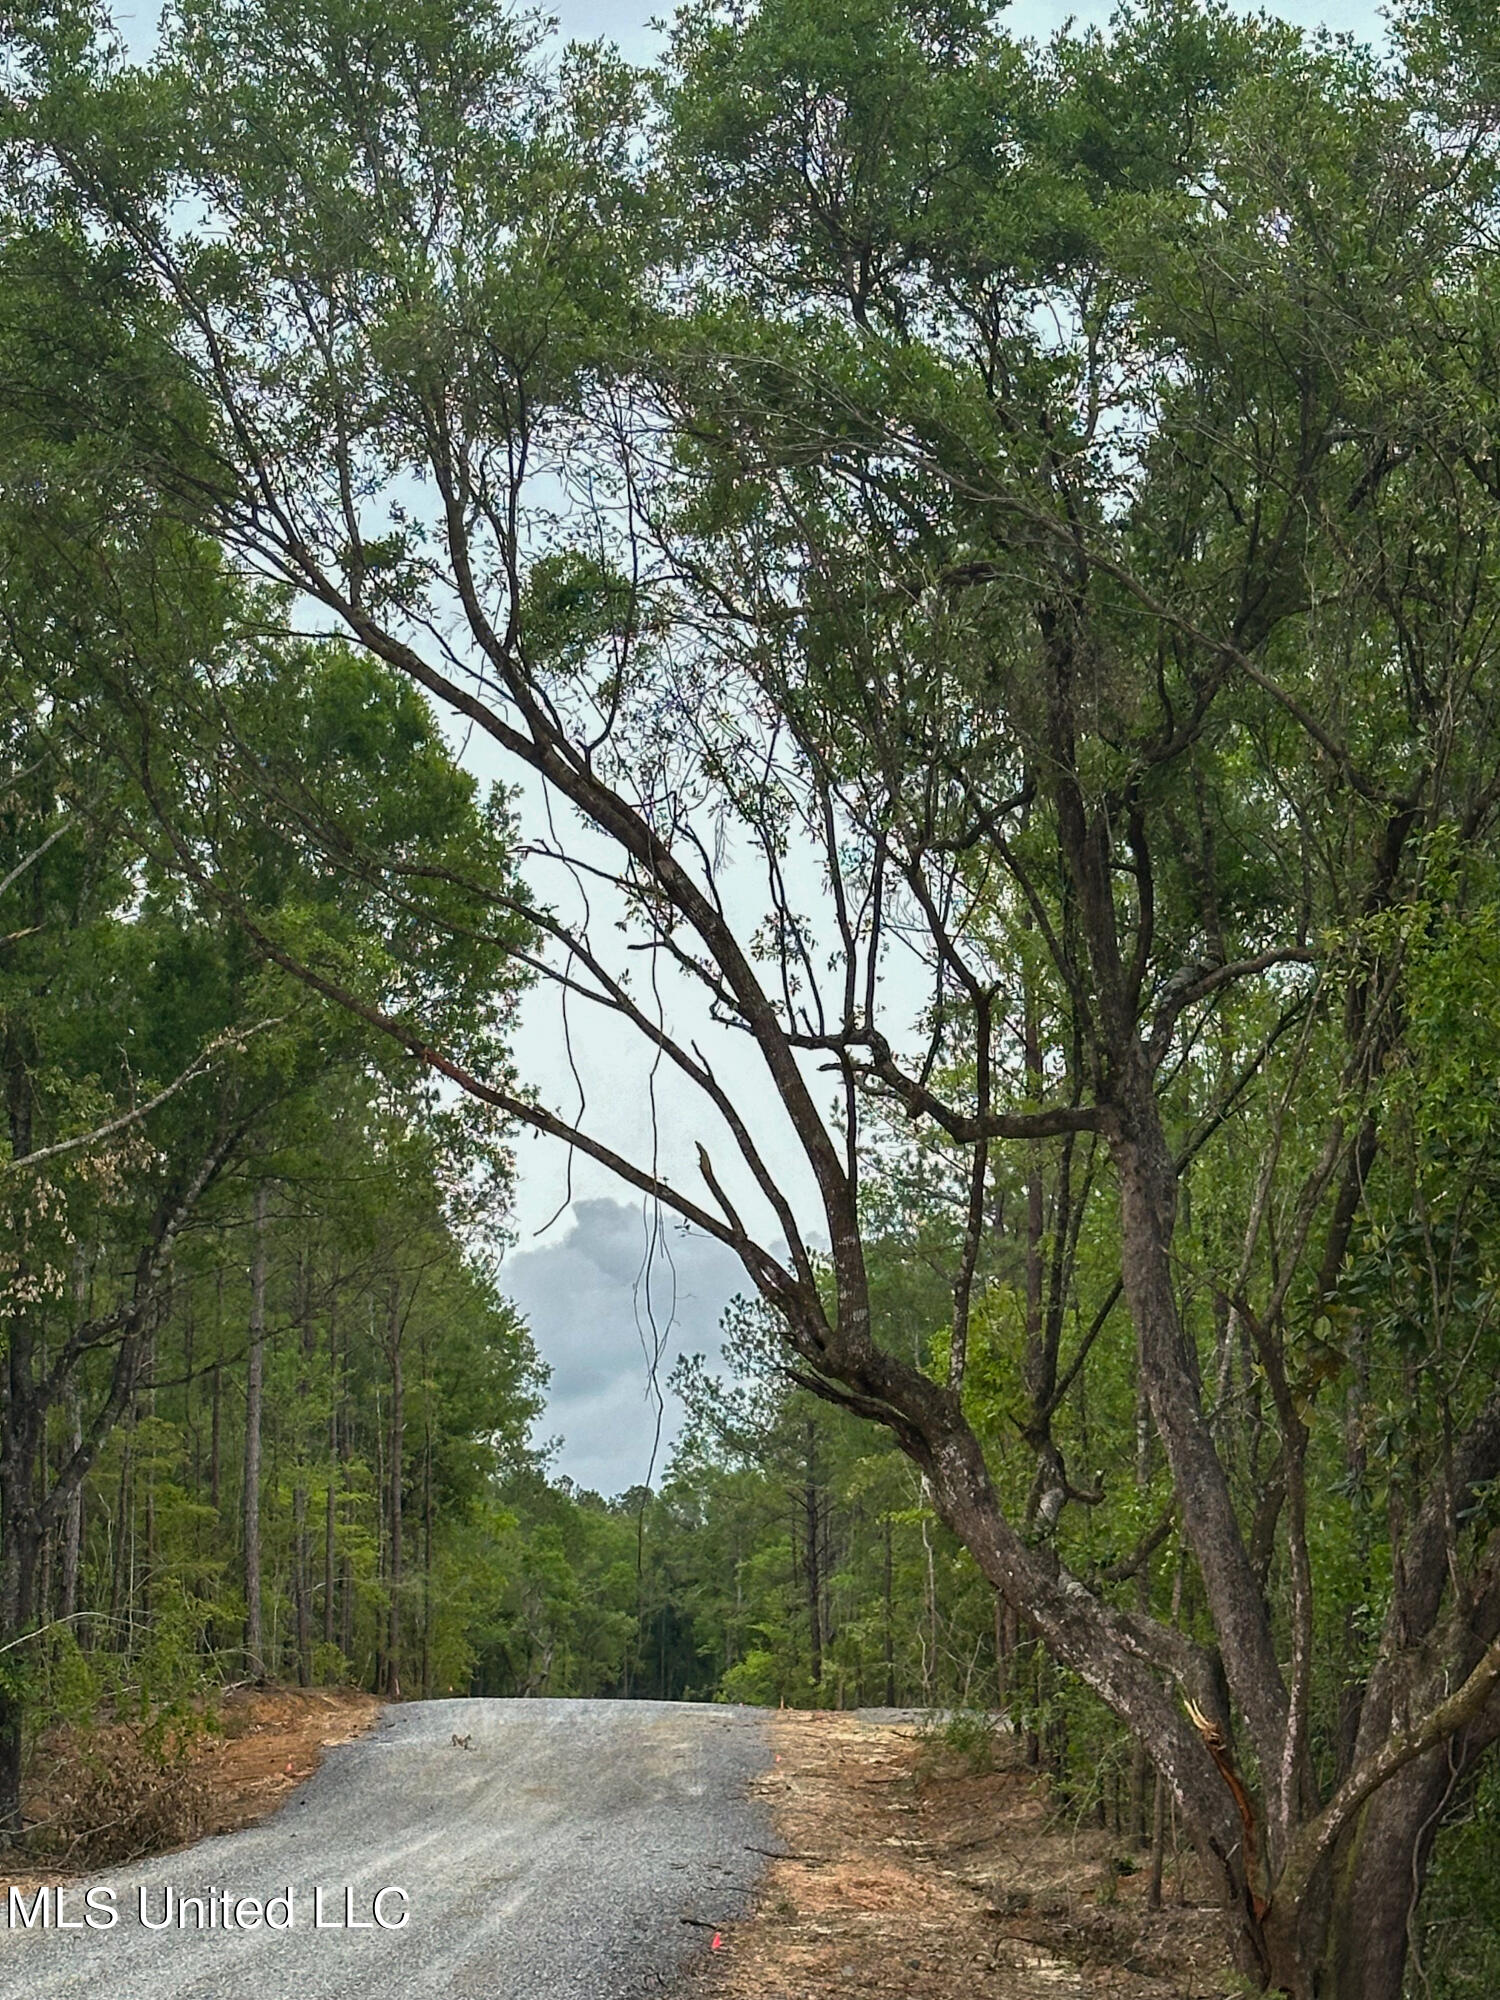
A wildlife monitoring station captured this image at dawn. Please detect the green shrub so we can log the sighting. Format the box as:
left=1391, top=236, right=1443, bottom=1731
left=718, top=1649, right=783, bottom=1706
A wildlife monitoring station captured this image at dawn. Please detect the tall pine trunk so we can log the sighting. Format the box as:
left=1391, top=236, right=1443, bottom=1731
left=293, top=1251, right=312, bottom=1686
left=324, top=1299, right=338, bottom=1655
left=0, top=1469, right=37, bottom=1836
left=802, top=1422, right=822, bottom=1688
left=422, top=1376, right=434, bottom=1698
left=59, top=1387, right=83, bottom=1629
left=242, top=1183, right=267, bottom=1679
left=384, top=1276, right=403, bottom=1699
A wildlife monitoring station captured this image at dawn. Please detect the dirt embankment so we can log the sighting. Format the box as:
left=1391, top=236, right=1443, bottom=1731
left=702, top=1711, right=1236, bottom=2000
left=176, top=1685, right=383, bottom=1836
left=4, top=1686, right=381, bottom=1887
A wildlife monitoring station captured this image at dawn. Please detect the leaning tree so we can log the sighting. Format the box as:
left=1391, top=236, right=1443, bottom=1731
left=12, top=0, right=1500, bottom=1987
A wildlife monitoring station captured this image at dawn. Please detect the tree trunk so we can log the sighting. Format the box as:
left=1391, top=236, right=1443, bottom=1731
left=108, top=1420, right=133, bottom=1647
left=339, top=1550, right=354, bottom=1663
left=293, top=1250, right=312, bottom=1686
left=339, top=1355, right=354, bottom=1663
left=323, top=1479, right=337, bottom=1655
left=1147, top=1769, right=1166, bottom=1909
left=0, top=1057, right=36, bottom=1832
left=0, top=1494, right=38, bottom=1837
left=141, top=1328, right=157, bottom=1630
left=1257, top=1738, right=1482, bottom=2000
left=242, top=1182, right=267, bottom=1679
left=385, top=1277, right=403, bottom=1700
left=921, top=1502, right=938, bottom=1704
left=59, top=1388, right=83, bottom=1629
left=422, top=1382, right=434, bottom=1698
left=324, top=1297, right=338, bottom=1653
left=1130, top=1382, right=1153, bottom=1844
left=802, top=1422, right=822, bottom=1688
left=210, top=1358, right=222, bottom=1512
left=293, top=1482, right=311, bottom=1686
left=35, top=1383, right=53, bottom=1637
left=884, top=1513, right=896, bottom=1707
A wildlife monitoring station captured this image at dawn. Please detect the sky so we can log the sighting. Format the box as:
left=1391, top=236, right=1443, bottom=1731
left=543, top=0, right=1392, bottom=63
left=501, top=1198, right=750, bottom=1493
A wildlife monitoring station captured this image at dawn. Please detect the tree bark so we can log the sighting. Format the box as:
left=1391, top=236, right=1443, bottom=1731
left=884, top=1512, right=896, bottom=1707
left=0, top=1030, right=38, bottom=1834
left=323, top=1288, right=339, bottom=1655
left=58, top=1387, right=83, bottom=1629
left=1314, top=1752, right=1450, bottom=2000
left=385, top=1276, right=403, bottom=1700
left=242, top=1182, right=267, bottom=1679
left=0, top=1475, right=38, bottom=1835
left=293, top=1250, right=312, bottom=1686
left=422, top=1368, right=434, bottom=1699
left=803, top=1422, right=822, bottom=1688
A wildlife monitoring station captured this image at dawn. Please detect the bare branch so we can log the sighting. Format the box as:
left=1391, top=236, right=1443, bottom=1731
left=3, top=1019, right=282, bottom=1176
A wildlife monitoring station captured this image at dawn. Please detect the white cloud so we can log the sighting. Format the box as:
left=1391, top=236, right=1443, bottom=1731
left=500, top=1197, right=751, bottom=1495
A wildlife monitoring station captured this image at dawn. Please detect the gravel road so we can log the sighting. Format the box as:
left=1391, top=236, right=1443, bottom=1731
left=0, top=1698, right=774, bottom=2000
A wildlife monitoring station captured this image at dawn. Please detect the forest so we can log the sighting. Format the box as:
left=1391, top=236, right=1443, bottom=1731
left=7, top=0, right=1500, bottom=1992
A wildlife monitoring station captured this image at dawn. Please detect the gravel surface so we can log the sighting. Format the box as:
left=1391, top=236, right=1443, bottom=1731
left=0, top=1697, right=773, bottom=2000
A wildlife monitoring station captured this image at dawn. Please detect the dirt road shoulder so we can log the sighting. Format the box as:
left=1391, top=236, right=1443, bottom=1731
left=702, top=1710, right=1235, bottom=2000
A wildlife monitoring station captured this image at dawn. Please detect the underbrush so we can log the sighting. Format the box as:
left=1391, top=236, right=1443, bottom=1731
left=24, top=1719, right=213, bottom=1868
left=913, top=1705, right=1006, bottom=1775
left=12, top=1592, right=224, bottom=1867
